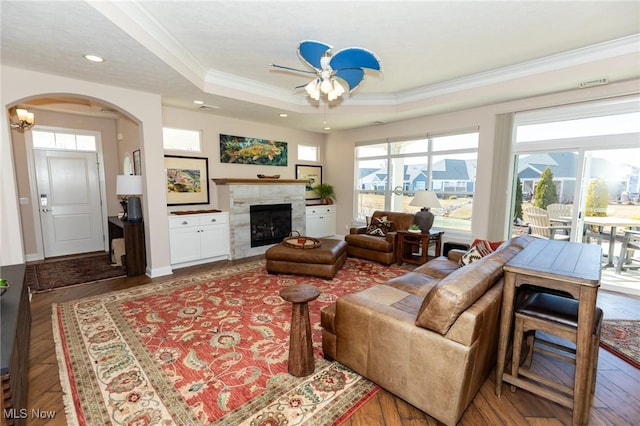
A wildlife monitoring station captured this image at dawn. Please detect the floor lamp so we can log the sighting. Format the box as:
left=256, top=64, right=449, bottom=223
left=116, top=175, right=143, bottom=222
left=409, top=190, right=442, bottom=232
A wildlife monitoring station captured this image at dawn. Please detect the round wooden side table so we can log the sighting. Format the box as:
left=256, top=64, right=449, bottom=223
left=279, top=284, right=321, bottom=377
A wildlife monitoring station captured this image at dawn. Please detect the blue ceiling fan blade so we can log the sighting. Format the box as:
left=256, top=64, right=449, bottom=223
left=297, top=40, right=332, bottom=70
left=334, top=69, right=365, bottom=92
left=330, top=47, right=381, bottom=72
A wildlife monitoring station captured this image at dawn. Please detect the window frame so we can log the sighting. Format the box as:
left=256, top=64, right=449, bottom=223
left=162, top=127, right=202, bottom=152
left=354, top=129, right=479, bottom=232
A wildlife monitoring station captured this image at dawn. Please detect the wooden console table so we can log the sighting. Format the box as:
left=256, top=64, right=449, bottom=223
left=1, top=264, right=30, bottom=426
left=397, top=229, right=443, bottom=266
left=108, top=216, right=146, bottom=276
left=495, top=239, right=601, bottom=425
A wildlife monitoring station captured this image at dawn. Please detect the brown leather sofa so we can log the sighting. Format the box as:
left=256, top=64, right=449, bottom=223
left=344, top=210, right=415, bottom=265
left=321, top=235, right=535, bottom=425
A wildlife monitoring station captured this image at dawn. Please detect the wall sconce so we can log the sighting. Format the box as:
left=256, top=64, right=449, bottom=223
left=8, top=106, right=35, bottom=132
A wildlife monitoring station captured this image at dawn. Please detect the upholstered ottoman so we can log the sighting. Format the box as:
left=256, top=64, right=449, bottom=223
left=266, top=239, right=348, bottom=279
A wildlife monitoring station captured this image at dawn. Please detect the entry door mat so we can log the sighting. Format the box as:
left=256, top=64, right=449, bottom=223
left=26, top=253, right=126, bottom=292
left=599, top=319, right=640, bottom=369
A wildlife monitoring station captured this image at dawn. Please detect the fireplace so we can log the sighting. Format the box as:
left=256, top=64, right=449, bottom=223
left=250, top=203, right=292, bottom=247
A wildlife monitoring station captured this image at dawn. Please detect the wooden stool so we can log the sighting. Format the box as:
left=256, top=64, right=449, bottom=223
left=510, top=292, right=602, bottom=425
left=279, top=284, right=321, bottom=377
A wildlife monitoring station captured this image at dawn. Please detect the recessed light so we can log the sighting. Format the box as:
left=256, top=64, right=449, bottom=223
left=84, top=54, right=104, bottom=63
left=193, top=100, right=204, bottom=105
left=279, top=113, right=288, bottom=118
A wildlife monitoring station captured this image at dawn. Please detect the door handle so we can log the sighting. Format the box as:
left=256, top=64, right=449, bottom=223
left=42, top=208, right=49, bottom=213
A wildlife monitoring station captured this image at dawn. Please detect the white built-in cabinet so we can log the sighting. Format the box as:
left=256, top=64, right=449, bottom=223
left=305, top=205, right=336, bottom=238
left=168, top=212, right=230, bottom=268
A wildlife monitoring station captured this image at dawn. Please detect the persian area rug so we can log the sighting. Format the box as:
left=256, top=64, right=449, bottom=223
left=599, top=319, right=640, bottom=369
left=53, top=258, right=412, bottom=425
left=26, top=253, right=126, bottom=292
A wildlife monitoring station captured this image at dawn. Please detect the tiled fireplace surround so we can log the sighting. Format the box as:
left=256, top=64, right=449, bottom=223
left=214, top=179, right=307, bottom=259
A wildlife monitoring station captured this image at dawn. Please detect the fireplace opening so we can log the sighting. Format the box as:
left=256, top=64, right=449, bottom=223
left=250, top=203, right=292, bottom=247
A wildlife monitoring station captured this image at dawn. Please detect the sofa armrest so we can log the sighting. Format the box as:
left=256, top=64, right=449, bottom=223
left=447, top=249, right=466, bottom=262
left=349, top=226, right=367, bottom=234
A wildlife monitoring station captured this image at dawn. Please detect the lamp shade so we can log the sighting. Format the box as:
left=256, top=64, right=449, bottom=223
left=409, top=190, right=441, bottom=209
left=116, top=175, right=143, bottom=196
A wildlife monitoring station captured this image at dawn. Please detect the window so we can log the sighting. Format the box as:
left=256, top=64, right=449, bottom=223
left=32, top=129, right=97, bottom=151
left=511, top=96, right=640, bottom=238
left=354, top=130, right=479, bottom=231
left=162, top=127, right=201, bottom=152
left=298, top=144, right=318, bottom=162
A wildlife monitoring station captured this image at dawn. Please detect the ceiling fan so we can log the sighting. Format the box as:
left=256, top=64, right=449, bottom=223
left=271, top=40, right=382, bottom=102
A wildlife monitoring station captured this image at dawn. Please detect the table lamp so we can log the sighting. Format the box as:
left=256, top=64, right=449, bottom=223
left=409, top=190, right=442, bottom=232
left=116, top=175, right=143, bottom=222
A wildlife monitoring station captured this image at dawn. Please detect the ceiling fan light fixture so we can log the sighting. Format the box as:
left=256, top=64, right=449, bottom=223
left=305, top=79, right=321, bottom=101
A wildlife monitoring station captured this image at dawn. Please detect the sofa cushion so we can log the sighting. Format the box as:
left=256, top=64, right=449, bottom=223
left=415, top=237, right=531, bottom=334
left=458, top=240, right=495, bottom=267
left=345, top=233, right=394, bottom=252
left=385, top=272, right=439, bottom=296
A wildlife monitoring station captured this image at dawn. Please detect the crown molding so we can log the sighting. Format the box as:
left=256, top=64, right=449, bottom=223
left=394, top=34, right=640, bottom=104
left=88, top=3, right=639, bottom=111
left=88, top=0, right=208, bottom=89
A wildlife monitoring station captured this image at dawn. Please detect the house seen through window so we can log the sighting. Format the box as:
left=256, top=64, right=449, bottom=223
left=354, top=130, right=479, bottom=231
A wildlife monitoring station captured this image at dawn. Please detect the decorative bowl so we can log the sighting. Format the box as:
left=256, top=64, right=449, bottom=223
left=408, top=228, right=421, bottom=233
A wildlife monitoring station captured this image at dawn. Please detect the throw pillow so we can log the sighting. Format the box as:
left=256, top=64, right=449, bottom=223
left=470, top=238, right=504, bottom=251
left=366, top=216, right=393, bottom=236
left=458, top=240, right=494, bottom=267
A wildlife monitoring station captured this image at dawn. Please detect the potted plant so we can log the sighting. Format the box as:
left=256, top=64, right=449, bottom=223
left=312, top=183, right=336, bottom=204
left=408, top=224, right=421, bottom=233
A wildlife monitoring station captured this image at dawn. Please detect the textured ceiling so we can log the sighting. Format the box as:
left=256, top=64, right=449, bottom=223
left=2, top=1, right=639, bottom=133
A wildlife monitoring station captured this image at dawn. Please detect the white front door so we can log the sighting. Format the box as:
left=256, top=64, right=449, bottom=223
left=34, top=149, right=105, bottom=257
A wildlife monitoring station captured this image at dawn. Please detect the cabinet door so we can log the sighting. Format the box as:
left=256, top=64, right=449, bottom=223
left=200, top=224, right=230, bottom=258
left=306, top=206, right=336, bottom=238
left=306, top=214, right=324, bottom=237
left=169, top=227, right=202, bottom=264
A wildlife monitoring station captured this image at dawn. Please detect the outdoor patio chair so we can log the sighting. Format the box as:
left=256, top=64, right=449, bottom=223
left=524, top=206, right=570, bottom=241
left=547, top=203, right=572, bottom=221
left=615, top=229, right=640, bottom=274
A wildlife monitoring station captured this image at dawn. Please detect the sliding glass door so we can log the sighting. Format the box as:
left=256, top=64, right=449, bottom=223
left=509, top=96, right=640, bottom=293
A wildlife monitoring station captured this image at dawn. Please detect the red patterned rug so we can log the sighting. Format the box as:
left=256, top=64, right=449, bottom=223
left=53, top=258, right=412, bottom=425
left=26, top=253, right=126, bottom=292
left=599, top=319, right=640, bottom=369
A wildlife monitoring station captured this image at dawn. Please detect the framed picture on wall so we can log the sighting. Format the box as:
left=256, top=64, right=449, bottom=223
left=296, top=164, right=322, bottom=200
left=133, top=150, right=141, bottom=175
left=165, top=155, right=210, bottom=205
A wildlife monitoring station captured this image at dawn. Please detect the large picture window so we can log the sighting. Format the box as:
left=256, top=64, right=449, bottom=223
left=354, top=130, right=479, bottom=231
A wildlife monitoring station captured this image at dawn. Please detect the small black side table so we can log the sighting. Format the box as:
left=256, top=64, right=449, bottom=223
left=108, top=216, right=146, bottom=276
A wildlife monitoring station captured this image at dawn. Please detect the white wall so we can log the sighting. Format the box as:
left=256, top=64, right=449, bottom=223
left=1, top=66, right=326, bottom=273
left=162, top=106, right=325, bottom=213
left=1, top=65, right=167, bottom=275
left=3, top=64, right=637, bottom=268
left=325, top=79, right=640, bottom=244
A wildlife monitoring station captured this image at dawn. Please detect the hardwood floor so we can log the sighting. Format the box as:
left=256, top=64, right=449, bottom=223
left=24, top=257, right=640, bottom=425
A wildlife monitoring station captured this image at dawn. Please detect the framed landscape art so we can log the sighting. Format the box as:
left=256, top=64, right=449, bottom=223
left=220, top=134, right=288, bottom=166
left=296, top=164, right=322, bottom=200
left=165, top=155, right=210, bottom=205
